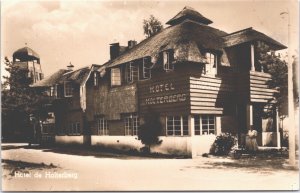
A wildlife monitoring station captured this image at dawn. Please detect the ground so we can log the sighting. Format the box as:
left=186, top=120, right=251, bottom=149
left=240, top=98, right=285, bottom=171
left=1, top=143, right=299, bottom=191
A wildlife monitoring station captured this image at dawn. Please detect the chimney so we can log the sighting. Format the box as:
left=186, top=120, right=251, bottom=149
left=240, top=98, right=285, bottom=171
left=110, top=43, right=120, bottom=60
left=128, top=40, right=137, bottom=49
left=67, top=62, right=74, bottom=71
left=110, top=42, right=128, bottom=60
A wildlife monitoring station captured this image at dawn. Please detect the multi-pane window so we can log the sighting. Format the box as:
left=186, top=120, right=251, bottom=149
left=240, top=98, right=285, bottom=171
left=50, top=85, right=57, bottom=97
left=166, top=116, right=188, bottom=136
left=142, top=57, right=151, bottom=79
left=94, top=72, right=98, bottom=86
left=203, top=52, right=217, bottom=75
left=163, top=51, right=174, bottom=71
left=124, top=114, right=139, bottom=136
left=126, top=62, right=139, bottom=83
left=97, top=118, right=108, bottom=135
left=195, top=115, right=216, bottom=135
left=111, top=68, right=121, bottom=86
left=68, top=122, right=80, bottom=135
left=64, top=82, right=73, bottom=97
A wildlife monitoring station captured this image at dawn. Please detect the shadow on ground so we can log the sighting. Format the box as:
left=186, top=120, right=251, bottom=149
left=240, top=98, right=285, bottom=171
left=1, top=143, right=187, bottom=160
left=190, top=151, right=298, bottom=174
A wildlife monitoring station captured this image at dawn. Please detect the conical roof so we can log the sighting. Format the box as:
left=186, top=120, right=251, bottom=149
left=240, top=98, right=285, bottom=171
left=13, top=46, right=40, bottom=61
left=166, top=6, right=213, bottom=26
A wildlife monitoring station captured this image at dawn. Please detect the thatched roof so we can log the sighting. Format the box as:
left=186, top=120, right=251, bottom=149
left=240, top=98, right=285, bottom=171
left=58, top=67, right=91, bottom=85
left=13, top=47, right=40, bottom=60
left=107, top=19, right=227, bottom=68
left=31, top=67, right=90, bottom=87
left=166, top=6, right=213, bottom=25
left=223, top=27, right=287, bottom=50
left=31, top=69, right=69, bottom=87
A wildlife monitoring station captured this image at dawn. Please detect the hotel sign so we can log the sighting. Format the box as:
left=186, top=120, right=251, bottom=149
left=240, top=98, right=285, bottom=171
left=144, top=82, right=187, bottom=105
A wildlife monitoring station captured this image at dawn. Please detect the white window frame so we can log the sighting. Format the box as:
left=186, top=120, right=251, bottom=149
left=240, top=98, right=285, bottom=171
left=126, top=62, right=139, bottom=83
left=94, top=72, right=98, bottom=86
left=97, top=118, right=108, bottom=135
left=68, top=122, right=80, bottom=135
left=50, top=84, right=57, bottom=97
left=194, top=115, right=216, bottom=135
left=166, top=116, right=188, bottom=136
left=124, top=114, right=139, bottom=136
left=142, top=57, right=151, bottom=79
left=111, top=68, right=121, bottom=86
left=163, top=51, right=174, bottom=71
left=64, top=81, right=73, bottom=97
left=204, top=52, right=217, bottom=75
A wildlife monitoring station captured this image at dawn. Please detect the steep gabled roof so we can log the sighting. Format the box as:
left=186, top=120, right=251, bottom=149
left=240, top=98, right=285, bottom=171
left=31, top=67, right=91, bottom=87
left=223, top=27, right=287, bottom=50
left=166, top=6, right=213, bottom=25
left=107, top=19, right=227, bottom=68
left=31, top=69, right=69, bottom=87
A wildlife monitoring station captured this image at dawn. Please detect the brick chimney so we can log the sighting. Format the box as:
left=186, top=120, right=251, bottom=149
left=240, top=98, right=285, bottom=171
left=128, top=40, right=137, bottom=49
left=110, top=43, right=128, bottom=60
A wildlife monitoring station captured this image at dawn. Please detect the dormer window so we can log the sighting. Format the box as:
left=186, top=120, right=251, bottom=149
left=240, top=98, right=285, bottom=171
left=126, top=62, right=138, bottom=83
left=94, top=72, right=98, bottom=86
left=111, top=68, right=121, bottom=86
left=163, top=50, right=174, bottom=71
left=203, top=52, right=217, bottom=75
left=64, top=82, right=73, bottom=97
left=142, top=57, right=151, bottom=79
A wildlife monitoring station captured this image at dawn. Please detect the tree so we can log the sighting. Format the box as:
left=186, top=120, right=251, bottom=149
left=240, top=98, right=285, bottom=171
left=2, top=57, right=48, bottom=143
left=143, top=15, right=163, bottom=38
left=255, top=41, right=294, bottom=117
left=138, top=109, right=163, bottom=153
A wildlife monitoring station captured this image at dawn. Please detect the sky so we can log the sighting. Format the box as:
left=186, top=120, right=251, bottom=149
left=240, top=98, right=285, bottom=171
left=1, top=0, right=299, bottom=78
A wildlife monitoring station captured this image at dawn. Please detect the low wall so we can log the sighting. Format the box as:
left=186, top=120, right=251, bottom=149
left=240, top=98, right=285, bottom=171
left=262, top=132, right=279, bottom=147
left=91, top=135, right=216, bottom=157
left=192, top=135, right=216, bottom=156
left=55, top=135, right=84, bottom=145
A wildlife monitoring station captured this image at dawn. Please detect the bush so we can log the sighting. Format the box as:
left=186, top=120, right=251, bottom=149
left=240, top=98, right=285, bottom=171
left=210, top=133, right=237, bottom=156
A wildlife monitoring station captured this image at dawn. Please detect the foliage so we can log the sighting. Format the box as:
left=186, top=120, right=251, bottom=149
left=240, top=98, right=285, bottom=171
left=2, top=57, right=48, bottom=141
left=138, top=110, right=162, bottom=153
left=209, top=133, right=237, bottom=156
left=143, top=15, right=163, bottom=38
left=255, top=41, right=299, bottom=117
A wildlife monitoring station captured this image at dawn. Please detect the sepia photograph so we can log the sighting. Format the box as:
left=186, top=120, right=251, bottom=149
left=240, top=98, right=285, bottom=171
left=1, top=0, right=299, bottom=191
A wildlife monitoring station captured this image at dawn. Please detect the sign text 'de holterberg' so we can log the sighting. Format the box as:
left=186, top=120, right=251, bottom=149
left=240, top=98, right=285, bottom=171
left=145, top=82, right=187, bottom=105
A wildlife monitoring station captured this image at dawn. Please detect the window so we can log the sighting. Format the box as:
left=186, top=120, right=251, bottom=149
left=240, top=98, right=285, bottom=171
left=64, top=82, right=73, bottom=97
left=50, top=85, right=57, bottom=97
left=194, top=115, right=215, bottom=135
left=111, top=68, right=121, bottom=86
left=163, top=51, right=174, bottom=71
left=142, top=57, right=151, bottom=79
left=166, top=116, right=188, bottom=136
left=124, top=114, right=139, bottom=136
left=126, top=62, right=138, bottom=83
left=203, top=52, right=217, bottom=75
left=97, top=118, right=108, bottom=135
left=94, top=72, right=98, bottom=86
left=68, top=122, right=80, bottom=135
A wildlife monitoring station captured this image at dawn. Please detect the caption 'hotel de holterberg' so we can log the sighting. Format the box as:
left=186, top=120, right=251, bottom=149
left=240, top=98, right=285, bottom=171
left=17, top=7, right=287, bottom=157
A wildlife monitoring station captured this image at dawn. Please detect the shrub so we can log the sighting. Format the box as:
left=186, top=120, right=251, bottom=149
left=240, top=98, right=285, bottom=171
left=209, top=133, right=237, bottom=156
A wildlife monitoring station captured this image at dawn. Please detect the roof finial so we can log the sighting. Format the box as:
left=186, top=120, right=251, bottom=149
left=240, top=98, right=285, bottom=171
left=67, top=62, right=74, bottom=71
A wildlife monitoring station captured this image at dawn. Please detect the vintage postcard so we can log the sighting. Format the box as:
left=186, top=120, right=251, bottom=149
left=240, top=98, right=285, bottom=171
left=1, top=0, right=299, bottom=191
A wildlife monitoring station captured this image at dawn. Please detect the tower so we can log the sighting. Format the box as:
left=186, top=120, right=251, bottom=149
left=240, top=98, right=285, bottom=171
left=12, top=46, right=44, bottom=84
